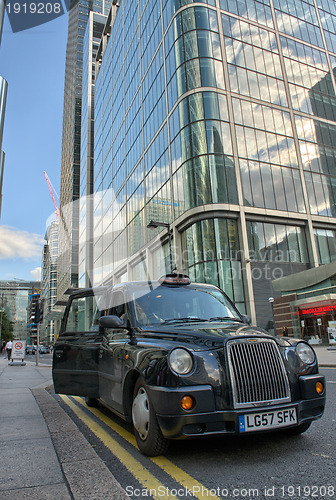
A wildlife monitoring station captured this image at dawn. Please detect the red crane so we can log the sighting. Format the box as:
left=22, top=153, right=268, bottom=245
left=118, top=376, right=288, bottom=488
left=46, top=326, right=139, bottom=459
left=43, top=171, right=60, bottom=219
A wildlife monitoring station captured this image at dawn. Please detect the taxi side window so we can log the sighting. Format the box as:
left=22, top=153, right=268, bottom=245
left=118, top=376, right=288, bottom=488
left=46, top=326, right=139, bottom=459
left=91, top=304, right=109, bottom=331
left=111, top=292, right=126, bottom=319
left=64, top=295, right=97, bottom=334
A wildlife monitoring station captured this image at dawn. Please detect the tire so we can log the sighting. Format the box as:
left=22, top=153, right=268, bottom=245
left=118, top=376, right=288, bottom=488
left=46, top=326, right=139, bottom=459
left=284, top=422, right=311, bottom=435
left=132, top=378, right=169, bottom=457
left=85, top=397, right=99, bottom=408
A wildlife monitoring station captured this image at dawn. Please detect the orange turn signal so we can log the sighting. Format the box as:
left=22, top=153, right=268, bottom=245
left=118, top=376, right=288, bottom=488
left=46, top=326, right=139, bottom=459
left=316, top=382, right=324, bottom=394
left=181, top=395, right=195, bottom=411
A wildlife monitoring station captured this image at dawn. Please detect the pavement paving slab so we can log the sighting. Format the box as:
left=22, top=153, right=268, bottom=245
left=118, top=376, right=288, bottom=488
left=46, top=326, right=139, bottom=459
left=0, top=415, right=49, bottom=442
left=0, top=438, right=65, bottom=491
left=4, top=483, right=72, bottom=500
left=0, top=399, right=43, bottom=418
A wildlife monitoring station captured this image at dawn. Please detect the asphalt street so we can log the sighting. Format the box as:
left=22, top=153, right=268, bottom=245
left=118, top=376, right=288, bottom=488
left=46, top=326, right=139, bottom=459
left=24, top=353, right=53, bottom=366
left=57, top=367, right=336, bottom=500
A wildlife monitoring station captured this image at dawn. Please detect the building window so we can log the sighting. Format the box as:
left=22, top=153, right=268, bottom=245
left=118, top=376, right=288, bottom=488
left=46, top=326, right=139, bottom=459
left=314, top=228, right=336, bottom=264
left=246, top=221, right=309, bottom=263
left=182, top=218, right=245, bottom=312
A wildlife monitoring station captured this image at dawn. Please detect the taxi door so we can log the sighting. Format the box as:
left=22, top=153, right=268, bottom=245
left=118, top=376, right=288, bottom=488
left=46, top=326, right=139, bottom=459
left=52, top=291, right=103, bottom=397
left=99, top=290, right=130, bottom=414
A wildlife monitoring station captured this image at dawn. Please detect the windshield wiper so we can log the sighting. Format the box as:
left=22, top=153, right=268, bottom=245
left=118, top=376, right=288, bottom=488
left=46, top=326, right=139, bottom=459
left=208, top=316, right=241, bottom=322
left=162, top=317, right=208, bottom=324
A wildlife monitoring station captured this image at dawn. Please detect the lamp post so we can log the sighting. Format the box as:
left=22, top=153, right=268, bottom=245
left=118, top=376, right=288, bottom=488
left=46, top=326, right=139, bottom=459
left=147, top=220, right=175, bottom=274
left=268, top=297, right=276, bottom=336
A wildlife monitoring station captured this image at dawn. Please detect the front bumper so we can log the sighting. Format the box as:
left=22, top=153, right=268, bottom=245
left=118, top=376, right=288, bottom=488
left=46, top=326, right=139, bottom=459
left=148, top=375, right=326, bottom=439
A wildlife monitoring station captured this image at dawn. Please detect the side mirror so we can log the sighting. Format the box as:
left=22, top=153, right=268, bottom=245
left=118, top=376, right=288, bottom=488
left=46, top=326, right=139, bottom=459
left=241, top=315, right=251, bottom=325
left=99, top=315, right=126, bottom=329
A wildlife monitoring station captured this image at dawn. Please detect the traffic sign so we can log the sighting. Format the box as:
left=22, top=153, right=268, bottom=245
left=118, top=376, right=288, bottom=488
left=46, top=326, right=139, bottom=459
left=11, top=340, right=26, bottom=362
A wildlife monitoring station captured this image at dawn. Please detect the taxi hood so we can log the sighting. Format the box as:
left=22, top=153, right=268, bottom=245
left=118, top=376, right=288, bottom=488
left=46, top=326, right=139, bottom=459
left=141, top=321, right=275, bottom=349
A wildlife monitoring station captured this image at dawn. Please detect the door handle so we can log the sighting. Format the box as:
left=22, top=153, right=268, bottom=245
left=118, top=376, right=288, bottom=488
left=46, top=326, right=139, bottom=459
left=54, top=350, right=63, bottom=358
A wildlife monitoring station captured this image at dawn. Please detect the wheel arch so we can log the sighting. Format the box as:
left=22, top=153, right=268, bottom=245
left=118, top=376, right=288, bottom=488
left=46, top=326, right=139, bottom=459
left=122, top=369, right=142, bottom=421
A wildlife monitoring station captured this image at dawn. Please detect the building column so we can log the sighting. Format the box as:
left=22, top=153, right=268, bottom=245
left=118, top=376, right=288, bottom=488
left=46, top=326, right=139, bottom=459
left=238, top=209, right=257, bottom=325
left=173, top=226, right=183, bottom=274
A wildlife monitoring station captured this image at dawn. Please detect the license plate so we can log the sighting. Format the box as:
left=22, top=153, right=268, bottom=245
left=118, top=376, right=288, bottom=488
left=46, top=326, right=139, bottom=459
left=239, top=408, right=297, bottom=432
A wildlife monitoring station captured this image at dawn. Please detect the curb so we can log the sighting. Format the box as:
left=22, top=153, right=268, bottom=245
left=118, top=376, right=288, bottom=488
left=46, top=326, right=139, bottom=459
left=31, top=386, right=128, bottom=500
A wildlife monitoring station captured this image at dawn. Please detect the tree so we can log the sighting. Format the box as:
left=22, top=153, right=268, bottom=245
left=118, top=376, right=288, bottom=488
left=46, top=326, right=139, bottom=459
left=0, top=310, right=14, bottom=343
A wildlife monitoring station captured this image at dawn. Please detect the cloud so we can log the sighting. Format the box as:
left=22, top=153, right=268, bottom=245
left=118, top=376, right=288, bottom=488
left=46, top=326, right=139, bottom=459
left=0, top=225, right=44, bottom=260
left=30, top=267, right=41, bottom=281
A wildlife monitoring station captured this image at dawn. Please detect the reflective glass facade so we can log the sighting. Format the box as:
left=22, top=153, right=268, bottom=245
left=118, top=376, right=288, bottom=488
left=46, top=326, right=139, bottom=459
left=0, top=281, right=40, bottom=341
left=87, top=0, right=336, bottom=328
left=58, top=0, right=112, bottom=300
left=79, top=11, right=108, bottom=288
left=42, top=220, right=59, bottom=343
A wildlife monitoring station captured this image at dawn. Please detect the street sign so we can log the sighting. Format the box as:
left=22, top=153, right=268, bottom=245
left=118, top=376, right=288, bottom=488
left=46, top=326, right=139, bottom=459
left=11, top=340, right=26, bottom=362
left=328, top=325, right=336, bottom=344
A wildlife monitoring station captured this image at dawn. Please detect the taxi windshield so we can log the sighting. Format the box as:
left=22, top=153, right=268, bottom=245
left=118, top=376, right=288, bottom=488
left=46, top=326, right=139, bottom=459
left=130, top=285, right=241, bottom=327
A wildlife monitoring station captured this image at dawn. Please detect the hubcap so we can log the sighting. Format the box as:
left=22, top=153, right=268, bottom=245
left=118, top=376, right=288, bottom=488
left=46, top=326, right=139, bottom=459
left=132, top=387, right=150, bottom=440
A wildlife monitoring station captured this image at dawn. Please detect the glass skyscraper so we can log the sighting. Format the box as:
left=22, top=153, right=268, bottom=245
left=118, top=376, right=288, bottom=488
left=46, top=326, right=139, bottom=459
left=58, top=0, right=113, bottom=300
left=42, top=219, right=60, bottom=343
left=79, top=0, right=336, bottom=331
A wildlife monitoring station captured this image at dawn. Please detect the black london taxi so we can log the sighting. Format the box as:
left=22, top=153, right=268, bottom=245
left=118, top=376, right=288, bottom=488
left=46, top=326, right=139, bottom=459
left=52, top=274, right=326, bottom=456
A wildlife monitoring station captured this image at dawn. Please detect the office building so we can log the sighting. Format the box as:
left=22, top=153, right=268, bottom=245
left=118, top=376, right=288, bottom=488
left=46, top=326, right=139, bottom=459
left=41, top=218, right=61, bottom=343
left=79, top=10, right=117, bottom=288
left=58, top=0, right=113, bottom=300
left=78, top=0, right=336, bottom=335
left=0, top=281, right=40, bottom=341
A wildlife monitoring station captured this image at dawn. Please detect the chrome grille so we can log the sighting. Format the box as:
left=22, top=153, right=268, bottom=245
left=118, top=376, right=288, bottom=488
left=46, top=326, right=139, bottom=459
left=227, top=339, right=291, bottom=409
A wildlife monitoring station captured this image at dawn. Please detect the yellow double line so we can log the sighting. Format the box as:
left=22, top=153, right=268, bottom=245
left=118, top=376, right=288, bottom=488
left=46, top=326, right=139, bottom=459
left=60, top=395, right=220, bottom=500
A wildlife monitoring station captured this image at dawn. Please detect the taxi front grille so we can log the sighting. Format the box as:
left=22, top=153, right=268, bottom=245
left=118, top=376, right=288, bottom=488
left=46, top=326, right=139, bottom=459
left=227, top=339, right=291, bottom=409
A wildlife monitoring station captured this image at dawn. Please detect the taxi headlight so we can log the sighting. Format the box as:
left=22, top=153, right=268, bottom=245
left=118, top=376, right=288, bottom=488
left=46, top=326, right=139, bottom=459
left=295, top=342, right=315, bottom=365
left=169, top=348, right=193, bottom=375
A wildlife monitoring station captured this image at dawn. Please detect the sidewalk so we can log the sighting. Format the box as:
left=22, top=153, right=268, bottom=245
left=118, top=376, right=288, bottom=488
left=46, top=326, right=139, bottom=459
left=0, top=356, right=127, bottom=500
left=313, top=344, right=336, bottom=367
left=0, top=346, right=334, bottom=499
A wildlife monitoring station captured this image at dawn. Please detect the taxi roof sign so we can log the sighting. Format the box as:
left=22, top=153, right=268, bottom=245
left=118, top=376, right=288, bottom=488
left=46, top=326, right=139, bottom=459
left=159, top=274, right=191, bottom=285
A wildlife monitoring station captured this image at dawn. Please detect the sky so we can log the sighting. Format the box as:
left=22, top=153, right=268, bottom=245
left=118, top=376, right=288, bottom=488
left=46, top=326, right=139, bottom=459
left=0, top=9, right=68, bottom=282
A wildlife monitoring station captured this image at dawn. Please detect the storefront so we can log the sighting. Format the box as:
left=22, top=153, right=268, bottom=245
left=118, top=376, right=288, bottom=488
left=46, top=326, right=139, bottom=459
left=272, top=262, right=336, bottom=345
left=298, top=301, right=336, bottom=344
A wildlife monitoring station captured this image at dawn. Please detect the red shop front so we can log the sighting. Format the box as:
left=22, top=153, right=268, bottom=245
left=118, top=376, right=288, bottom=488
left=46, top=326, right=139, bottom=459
left=299, top=301, right=336, bottom=344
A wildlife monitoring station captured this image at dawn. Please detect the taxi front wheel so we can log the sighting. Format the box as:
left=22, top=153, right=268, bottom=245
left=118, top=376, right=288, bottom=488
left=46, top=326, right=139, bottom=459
left=132, top=378, right=169, bottom=457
